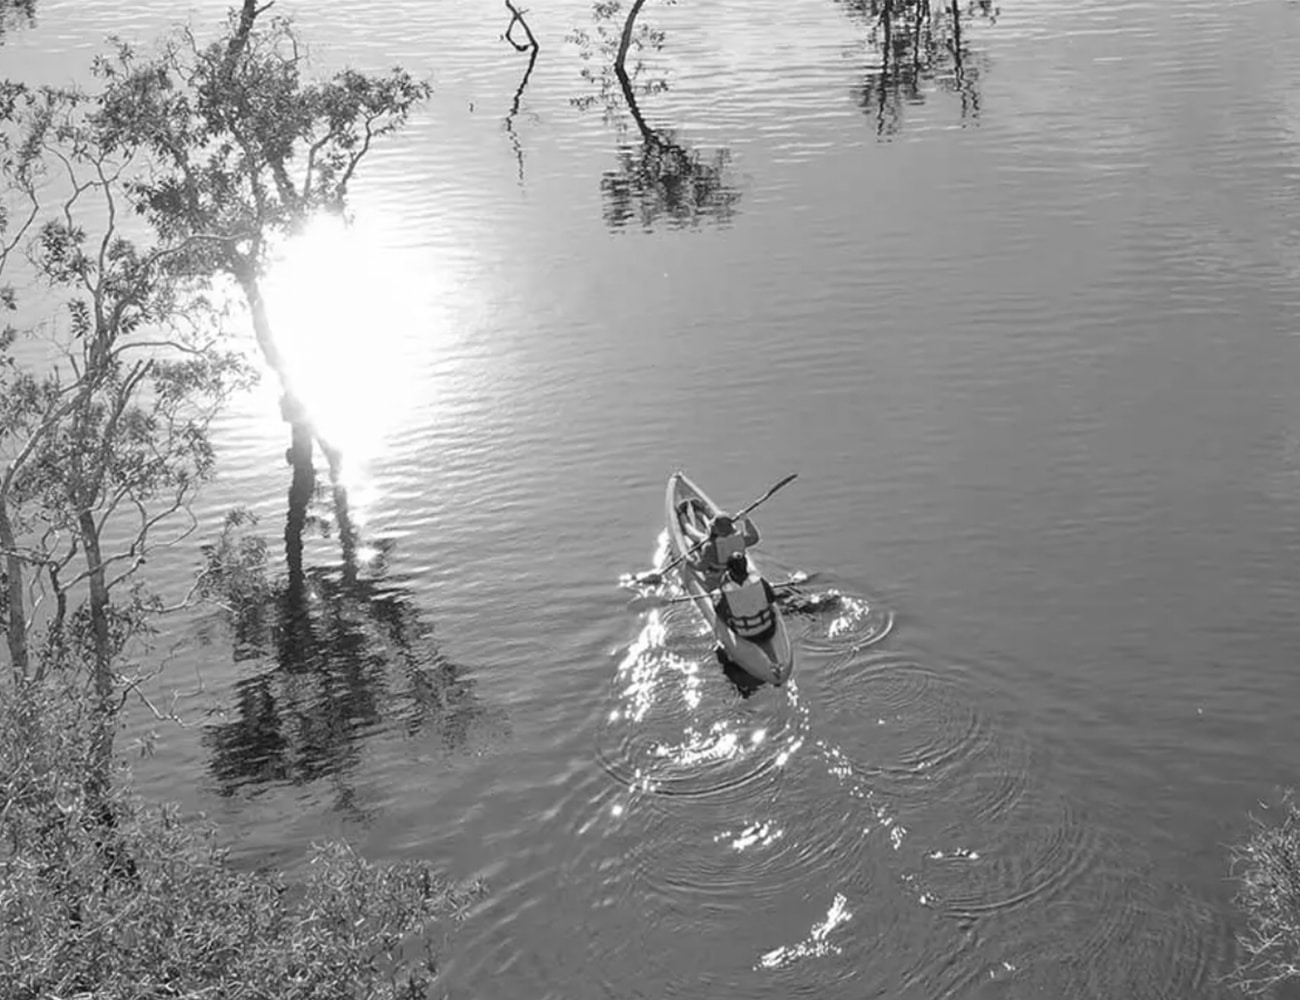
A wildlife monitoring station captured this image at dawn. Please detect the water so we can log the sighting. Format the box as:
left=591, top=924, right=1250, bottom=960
left=6, top=0, right=1300, bottom=994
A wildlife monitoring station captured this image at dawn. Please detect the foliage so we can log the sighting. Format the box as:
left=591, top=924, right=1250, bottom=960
left=92, top=3, right=431, bottom=278
left=82, top=0, right=433, bottom=581
left=567, top=0, right=675, bottom=115
left=1228, top=794, right=1300, bottom=996
left=0, top=0, right=35, bottom=42
left=1, top=77, right=253, bottom=688
left=0, top=677, right=484, bottom=1000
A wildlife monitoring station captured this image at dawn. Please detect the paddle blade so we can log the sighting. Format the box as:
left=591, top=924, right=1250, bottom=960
left=741, top=472, right=798, bottom=515
left=621, top=570, right=655, bottom=589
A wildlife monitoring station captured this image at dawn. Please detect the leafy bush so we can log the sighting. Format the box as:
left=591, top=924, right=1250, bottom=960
left=1229, top=794, right=1300, bottom=996
left=0, top=679, right=483, bottom=1000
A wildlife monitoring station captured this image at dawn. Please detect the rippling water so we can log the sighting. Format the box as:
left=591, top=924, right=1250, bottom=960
left=7, top=0, right=1300, bottom=994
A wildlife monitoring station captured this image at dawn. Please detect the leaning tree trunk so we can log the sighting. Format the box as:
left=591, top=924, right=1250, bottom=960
left=233, top=265, right=358, bottom=583
left=612, top=0, right=658, bottom=149
left=0, top=499, right=29, bottom=680
left=615, top=0, right=651, bottom=77
left=235, top=266, right=320, bottom=579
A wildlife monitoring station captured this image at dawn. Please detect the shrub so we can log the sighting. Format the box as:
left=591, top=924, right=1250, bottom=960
left=0, top=679, right=483, bottom=1000
left=1228, top=793, right=1300, bottom=996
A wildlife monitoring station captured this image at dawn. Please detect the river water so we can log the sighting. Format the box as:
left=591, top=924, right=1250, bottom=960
left=7, top=0, right=1300, bottom=995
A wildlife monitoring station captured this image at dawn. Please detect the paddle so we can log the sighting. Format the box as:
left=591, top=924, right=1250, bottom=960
left=627, top=572, right=813, bottom=612
left=628, top=473, right=799, bottom=587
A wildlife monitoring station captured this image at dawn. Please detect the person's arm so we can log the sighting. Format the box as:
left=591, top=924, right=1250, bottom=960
left=741, top=518, right=761, bottom=546
left=762, top=580, right=777, bottom=604
left=714, top=595, right=729, bottom=623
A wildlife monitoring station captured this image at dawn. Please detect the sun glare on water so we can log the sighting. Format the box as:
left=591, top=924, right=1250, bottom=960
left=259, top=213, right=429, bottom=509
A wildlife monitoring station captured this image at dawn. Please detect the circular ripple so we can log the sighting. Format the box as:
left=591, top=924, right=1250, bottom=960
left=593, top=591, right=888, bottom=955
left=595, top=602, right=810, bottom=801
left=820, top=652, right=994, bottom=793
left=777, top=579, right=896, bottom=655
left=926, top=857, right=1232, bottom=998
left=912, top=793, right=1099, bottom=921
left=816, top=650, right=1104, bottom=926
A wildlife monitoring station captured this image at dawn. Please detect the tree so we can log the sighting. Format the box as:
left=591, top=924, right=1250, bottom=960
left=91, top=0, right=431, bottom=587
left=570, top=0, right=741, bottom=230
left=0, top=0, right=35, bottom=42
left=1, top=81, right=250, bottom=830
left=0, top=79, right=45, bottom=680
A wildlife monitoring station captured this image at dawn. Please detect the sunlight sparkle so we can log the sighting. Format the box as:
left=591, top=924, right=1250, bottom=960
left=260, top=214, right=430, bottom=501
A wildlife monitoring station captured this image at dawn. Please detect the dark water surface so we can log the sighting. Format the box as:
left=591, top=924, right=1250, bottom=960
left=9, top=0, right=1300, bottom=995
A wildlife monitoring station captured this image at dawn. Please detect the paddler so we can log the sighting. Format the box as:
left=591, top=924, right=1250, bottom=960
left=714, top=552, right=778, bottom=644
left=698, top=512, right=760, bottom=581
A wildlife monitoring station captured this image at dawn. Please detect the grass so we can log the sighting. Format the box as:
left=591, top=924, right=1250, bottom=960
left=1228, top=793, right=1300, bottom=996
left=0, top=677, right=484, bottom=1000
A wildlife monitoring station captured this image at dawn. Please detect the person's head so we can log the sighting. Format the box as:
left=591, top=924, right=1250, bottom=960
left=709, top=514, right=735, bottom=538
left=726, top=552, right=749, bottom=582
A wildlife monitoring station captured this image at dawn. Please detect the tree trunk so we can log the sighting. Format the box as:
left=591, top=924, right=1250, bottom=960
left=615, top=0, right=651, bottom=81
left=285, top=413, right=314, bottom=605
left=883, top=0, right=895, bottom=68
left=77, top=509, right=116, bottom=813
left=0, top=500, right=29, bottom=680
left=234, top=265, right=356, bottom=577
left=77, top=511, right=112, bottom=688
left=949, top=0, right=963, bottom=66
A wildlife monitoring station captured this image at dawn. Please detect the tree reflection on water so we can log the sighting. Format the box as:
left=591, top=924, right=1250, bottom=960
left=198, top=509, right=505, bottom=804
left=600, top=78, right=741, bottom=231
left=569, top=2, right=741, bottom=231
left=838, top=0, right=995, bottom=137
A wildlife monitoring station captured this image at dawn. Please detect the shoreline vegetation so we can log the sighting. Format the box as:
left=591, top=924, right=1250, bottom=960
left=4, top=0, right=1300, bottom=996
left=1227, top=794, right=1300, bottom=997
left=1, top=678, right=485, bottom=1000
left=2, top=1, right=480, bottom=995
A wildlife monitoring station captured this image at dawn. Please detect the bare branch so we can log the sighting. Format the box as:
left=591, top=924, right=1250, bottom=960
left=504, top=0, right=540, bottom=53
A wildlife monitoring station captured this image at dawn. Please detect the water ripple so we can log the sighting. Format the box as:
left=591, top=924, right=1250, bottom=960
left=595, top=604, right=810, bottom=801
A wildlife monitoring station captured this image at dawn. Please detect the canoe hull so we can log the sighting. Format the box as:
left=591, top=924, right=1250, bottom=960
left=664, top=472, right=796, bottom=687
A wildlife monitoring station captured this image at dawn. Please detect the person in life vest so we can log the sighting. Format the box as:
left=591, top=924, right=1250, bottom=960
left=699, top=512, right=761, bottom=582
left=714, top=552, right=778, bottom=644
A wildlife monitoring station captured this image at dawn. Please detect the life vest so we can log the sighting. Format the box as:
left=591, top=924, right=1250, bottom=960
left=712, top=529, right=747, bottom=566
left=722, top=572, right=775, bottom=639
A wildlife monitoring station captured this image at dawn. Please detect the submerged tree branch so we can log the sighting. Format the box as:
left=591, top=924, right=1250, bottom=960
left=503, top=0, right=540, bottom=183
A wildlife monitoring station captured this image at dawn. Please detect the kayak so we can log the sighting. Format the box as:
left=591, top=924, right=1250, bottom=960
left=664, top=471, right=796, bottom=686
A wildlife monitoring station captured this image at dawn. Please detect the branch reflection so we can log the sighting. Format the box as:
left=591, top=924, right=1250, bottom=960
left=199, top=509, right=506, bottom=802
left=838, top=0, right=995, bottom=137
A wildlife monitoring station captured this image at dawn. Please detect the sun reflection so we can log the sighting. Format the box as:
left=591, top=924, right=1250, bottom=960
left=259, top=213, right=431, bottom=503
left=716, top=820, right=785, bottom=852
left=757, top=893, right=853, bottom=970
